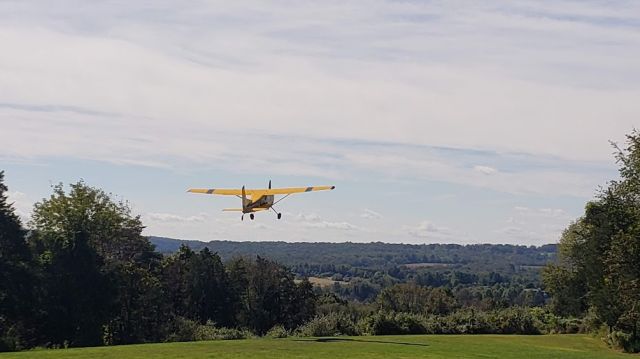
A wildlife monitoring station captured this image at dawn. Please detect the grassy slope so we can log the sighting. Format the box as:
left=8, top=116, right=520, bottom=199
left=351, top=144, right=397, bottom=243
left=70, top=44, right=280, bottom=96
left=0, top=335, right=630, bottom=359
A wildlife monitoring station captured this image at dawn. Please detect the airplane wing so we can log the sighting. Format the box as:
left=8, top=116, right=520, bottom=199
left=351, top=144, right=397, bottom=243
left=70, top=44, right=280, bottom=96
left=188, top=186, right=335, bottom=196
left=187, top=188, right=244, bottom=195
left=264, top=186, right=335, bottom=195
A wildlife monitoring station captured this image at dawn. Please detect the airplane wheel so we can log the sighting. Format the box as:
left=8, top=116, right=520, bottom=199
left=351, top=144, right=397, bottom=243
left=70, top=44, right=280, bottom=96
left=241, top=215, right=244, bottom=221
left=250, top=213, right=255, bottom=220
left=277, top=213, right=282, bottom=220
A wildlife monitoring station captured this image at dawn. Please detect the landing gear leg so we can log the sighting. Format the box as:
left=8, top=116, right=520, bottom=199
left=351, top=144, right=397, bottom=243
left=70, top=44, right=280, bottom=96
left=250, top=213, right=255, bottom=220
left=271, top=206, right=282, bottom=220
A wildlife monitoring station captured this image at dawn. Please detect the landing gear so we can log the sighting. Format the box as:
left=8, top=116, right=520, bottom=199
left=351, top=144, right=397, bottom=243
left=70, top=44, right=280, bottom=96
left=271, top=206, right=282, bottom=220
left=250, top=213, right=255, bottom=220
left=241, top=214, right=244, bottom=221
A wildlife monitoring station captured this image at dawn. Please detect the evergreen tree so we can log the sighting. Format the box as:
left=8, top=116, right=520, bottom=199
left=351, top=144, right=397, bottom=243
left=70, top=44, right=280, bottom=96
left=0, top=171, right=34, bottom=351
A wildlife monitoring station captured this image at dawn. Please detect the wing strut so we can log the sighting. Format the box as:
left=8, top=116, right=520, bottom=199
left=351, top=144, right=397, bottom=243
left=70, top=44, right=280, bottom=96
left=273, top=193, right=291, bottom=206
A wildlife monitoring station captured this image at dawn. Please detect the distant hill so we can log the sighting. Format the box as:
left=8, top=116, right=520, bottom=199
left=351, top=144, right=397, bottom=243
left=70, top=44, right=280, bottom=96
left=148, top=236, right=557, bottom=272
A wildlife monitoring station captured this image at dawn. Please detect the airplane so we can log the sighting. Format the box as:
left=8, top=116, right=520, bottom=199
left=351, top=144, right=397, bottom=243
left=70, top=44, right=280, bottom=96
left=187, top=180, right=335, bottom=220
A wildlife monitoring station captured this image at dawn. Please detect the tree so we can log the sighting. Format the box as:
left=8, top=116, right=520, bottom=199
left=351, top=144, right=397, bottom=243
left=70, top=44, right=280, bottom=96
left=161, top=246, right=233, bottom=326
left=0, top=171, right=35, bottom=351
left=233, top=256, right=316, bottom=334
left=376, top=283, right=457, bottom=315
left=543, top=130, right=640, bottom=352
left=30, top=181, right=164, bottom=347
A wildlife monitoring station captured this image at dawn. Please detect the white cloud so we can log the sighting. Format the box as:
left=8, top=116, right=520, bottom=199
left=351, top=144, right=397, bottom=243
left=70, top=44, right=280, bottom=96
left=344, top=148, right=606, bottom=197
left=294, top=213, right=323, bottom=222
left=404, top=220, right=467, bottom=243
left=360, top=208, right=382, bottom=219
left=304, top=221, right=361, bottom=231
left=0, top=1, right=637, bottom=171
left=291, top=212, right=362, bottom=231
left=145, top=212, right=207, bottom=223
left=408, top=221, right=444, bottom=236
left=494, top=206, right=575, bottom=244
left=474, top=165, right=498, bottom=175
left=6, top=190, right=32, bottom=223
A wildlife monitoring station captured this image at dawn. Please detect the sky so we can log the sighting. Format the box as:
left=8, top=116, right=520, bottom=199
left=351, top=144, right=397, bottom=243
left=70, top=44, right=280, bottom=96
left=1, top=0, right=638, bottom=245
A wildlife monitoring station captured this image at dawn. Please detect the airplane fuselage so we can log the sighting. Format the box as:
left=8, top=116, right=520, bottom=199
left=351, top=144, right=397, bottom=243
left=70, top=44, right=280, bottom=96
left=244, top=194, right=274, bottom=213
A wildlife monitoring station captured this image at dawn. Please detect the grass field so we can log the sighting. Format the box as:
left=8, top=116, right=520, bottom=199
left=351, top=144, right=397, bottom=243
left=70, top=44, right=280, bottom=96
left=0, top=335, right=630, bottom=359
left=306, top=276, right=347, bottom=287
left=0, top=335, right=638, bottom=359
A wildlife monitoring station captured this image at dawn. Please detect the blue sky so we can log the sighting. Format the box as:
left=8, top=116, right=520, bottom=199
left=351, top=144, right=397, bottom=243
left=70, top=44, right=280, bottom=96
left=1, top=1, right=638, bottom=245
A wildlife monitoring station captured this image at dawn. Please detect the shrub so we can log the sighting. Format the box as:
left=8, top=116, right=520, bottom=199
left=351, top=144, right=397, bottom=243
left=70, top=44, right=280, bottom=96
left=608, top=331, right=640, bottom=353
left=265, top=325, right=289, bottom=339
left=165, top=318, right=253, bottom=342
left=296, top=313, right=360, bottom=337
left=296, top=314, right=340, bottom=337
left=359, top=312, right=427, bottom=335
left=194, top=326, right=252, bottom=341
left=489, top=307, right=540, bottom=334
left=165, top=317, right=199, bottom=342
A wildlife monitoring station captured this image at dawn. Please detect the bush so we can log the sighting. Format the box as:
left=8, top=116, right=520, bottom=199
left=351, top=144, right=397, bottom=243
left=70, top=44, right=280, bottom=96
left=359, top=312, right=427, bottom=335
left=165, top=317, right=199, bottom=342
left=607, top=330, right=640, bottom=353
left=265, top=325, right=289, bottom=338
left=296, top=313, right=360, bottom=337
left=165, top=318, right=253, bottom=342
left=194, top=326, right=253, bottom=341
left=296, top=314, right=340, bottom=337
left=489, top=307, right=540, bottom=334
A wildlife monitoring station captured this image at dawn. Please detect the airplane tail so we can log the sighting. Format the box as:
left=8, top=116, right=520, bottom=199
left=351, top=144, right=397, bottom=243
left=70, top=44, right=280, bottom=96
left=223, top=208, right=267, bottom=212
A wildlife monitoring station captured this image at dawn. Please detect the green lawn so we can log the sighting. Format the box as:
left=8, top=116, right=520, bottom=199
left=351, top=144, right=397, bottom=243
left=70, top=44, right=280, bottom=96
left=0, top=335, right=631, bottom=359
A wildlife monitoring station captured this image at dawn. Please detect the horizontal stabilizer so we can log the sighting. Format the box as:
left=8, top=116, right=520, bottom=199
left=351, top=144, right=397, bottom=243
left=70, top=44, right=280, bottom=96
left=222, top=208, right=269, bottom=212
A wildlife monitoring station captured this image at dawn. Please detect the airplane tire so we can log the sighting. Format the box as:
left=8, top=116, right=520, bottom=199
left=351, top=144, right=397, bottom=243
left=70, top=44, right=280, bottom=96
left=250, top=213, right=255, bottom=220
left=277, top=213, right=282, bottom=220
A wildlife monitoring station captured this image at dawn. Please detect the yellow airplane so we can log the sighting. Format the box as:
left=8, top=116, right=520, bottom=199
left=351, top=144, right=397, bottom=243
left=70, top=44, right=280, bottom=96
left=188, top=180, right=335, bottom=220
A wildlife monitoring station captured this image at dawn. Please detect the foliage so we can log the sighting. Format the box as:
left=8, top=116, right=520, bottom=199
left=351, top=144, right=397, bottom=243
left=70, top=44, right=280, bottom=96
left=0, top=171, right=35, bottom=351
left=296, top=313, right=360, bottom=337
left=28, top=181, right=163, bottom=347
left=376, top=284, right=457, bottom=315
left=265, top=325, right=289, bottom=338
left=193, top=324, right=253, bottom=341
left=543, top=131, right=640, bottom=352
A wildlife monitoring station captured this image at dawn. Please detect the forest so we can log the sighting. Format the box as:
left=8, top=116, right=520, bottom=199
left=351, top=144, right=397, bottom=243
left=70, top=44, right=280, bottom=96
left=1, top=131, right=639, bottom=353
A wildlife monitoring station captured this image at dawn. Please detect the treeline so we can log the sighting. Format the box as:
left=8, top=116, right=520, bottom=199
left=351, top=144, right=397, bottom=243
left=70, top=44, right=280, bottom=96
left=0, top=177, right=315, bottom=350
left=301, top=286, right=581, bottom=337
left=151, top=237, right=557, bottom=274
